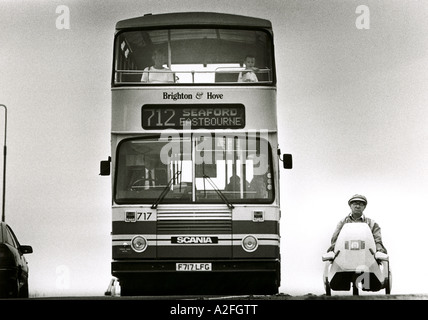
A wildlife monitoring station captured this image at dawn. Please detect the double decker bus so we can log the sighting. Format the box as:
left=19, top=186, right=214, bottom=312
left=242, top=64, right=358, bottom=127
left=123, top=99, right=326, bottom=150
left=100, top=12, right=292, bottom=295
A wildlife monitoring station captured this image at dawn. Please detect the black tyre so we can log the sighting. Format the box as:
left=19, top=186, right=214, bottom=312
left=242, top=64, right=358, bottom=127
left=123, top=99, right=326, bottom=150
left=385, top=271, right=392, bottom=295
left=324, top=278, right=331, bottom=296
left=19, top=281, right=29, bottom=298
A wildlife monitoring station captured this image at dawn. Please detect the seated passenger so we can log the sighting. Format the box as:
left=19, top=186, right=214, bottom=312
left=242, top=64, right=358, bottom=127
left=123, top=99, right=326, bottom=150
left=238, top=55, right=259, bottom=83
left=225, top=174, right=250, bottom=197
left=141, top=49, right=174, bottom=83
left=249, top=175, right=268, bottom=198
left=225, top=175, right=240, bottom=192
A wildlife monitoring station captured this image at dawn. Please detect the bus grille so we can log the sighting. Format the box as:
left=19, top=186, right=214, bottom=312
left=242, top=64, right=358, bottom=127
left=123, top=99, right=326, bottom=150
left=157, top=208, right=232, bottom=234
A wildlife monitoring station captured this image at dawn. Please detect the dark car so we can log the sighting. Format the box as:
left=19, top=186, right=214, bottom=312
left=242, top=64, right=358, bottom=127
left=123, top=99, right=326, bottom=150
left=0, top=222, right=33, bottom=298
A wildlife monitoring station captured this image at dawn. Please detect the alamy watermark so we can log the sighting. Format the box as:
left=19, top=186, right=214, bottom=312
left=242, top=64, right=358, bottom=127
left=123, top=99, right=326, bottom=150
left=54, top=4, right=370, bottom=31
left=158, top=124, right=270, bottom=176
left=354, top=264, right=371, bottom=290
left=55, top=5, right=70, bottom=30
left=356, top=5, right=370, bottom=30
left=55, top=264, right=70, bottom=290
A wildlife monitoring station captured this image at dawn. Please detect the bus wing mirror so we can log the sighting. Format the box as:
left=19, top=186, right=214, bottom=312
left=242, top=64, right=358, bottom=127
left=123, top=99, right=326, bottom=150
left=282, top=154, right=292, bottom=169
left=100, top=157, right=111, bottom=176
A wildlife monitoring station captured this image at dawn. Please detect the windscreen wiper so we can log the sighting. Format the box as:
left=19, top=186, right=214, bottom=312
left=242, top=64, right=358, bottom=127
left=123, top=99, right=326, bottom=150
left=151, top=171, right=182, bottom=209
left=203, top=174, right=234, bottom=210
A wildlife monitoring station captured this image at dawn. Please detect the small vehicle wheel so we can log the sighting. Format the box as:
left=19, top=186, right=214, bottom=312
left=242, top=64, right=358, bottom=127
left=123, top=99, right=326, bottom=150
left=352, top=282, right=359, bottom=296
left=324, top=278, right=331, bottom=296
left=385, top=271, right=392, bottom=295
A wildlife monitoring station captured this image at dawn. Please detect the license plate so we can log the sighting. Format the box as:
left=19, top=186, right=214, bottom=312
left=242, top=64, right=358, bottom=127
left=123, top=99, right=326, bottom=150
left=176, top=263, right=212, bottom=271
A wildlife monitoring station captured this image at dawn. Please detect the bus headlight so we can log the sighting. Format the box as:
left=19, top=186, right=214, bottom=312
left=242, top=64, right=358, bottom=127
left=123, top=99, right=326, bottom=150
left=131, top=236, right=148, bottom=253
left=242, top=235, right=258, bottom=252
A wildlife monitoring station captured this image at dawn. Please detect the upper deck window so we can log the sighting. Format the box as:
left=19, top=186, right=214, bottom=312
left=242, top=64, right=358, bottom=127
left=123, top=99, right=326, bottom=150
left=114, top=28, right=274, bottom=85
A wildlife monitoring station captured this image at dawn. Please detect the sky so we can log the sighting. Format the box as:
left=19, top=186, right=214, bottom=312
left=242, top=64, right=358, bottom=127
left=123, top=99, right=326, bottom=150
left=0, top=0, right=427, bottom=297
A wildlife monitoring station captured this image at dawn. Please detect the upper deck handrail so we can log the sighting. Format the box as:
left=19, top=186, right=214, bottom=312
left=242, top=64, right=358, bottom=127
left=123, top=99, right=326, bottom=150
left=114, top=68, right=272, bottom=85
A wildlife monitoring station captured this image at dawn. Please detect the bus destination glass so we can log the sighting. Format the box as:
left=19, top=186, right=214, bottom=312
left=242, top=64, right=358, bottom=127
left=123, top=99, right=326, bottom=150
left=142, top=104, right=246, bottom=130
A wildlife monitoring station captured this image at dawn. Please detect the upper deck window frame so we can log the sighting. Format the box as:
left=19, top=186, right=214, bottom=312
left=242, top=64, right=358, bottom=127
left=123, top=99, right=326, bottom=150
left=112, top=25, right=276, bottom=87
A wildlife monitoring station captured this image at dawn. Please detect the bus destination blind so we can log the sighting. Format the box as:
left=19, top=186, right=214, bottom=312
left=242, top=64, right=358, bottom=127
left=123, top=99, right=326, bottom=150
left=142, top=104, right=245, bottom=130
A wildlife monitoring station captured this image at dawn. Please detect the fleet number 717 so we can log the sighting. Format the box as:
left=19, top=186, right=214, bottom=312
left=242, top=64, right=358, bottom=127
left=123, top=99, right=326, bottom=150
left=137, top=212, right=152, bottom=220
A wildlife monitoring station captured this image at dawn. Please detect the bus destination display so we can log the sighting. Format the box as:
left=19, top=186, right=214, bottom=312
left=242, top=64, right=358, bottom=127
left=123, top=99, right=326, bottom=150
left=142, top=104, right=245, bottom=130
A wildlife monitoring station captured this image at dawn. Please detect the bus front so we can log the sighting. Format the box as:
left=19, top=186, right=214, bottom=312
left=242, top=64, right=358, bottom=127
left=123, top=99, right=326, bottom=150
left=103, top=12, right=291, bottom=295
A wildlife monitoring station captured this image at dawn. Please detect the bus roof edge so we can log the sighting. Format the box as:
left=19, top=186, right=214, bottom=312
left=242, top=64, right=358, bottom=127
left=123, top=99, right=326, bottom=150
left=116, top=12, right=272, bottom=30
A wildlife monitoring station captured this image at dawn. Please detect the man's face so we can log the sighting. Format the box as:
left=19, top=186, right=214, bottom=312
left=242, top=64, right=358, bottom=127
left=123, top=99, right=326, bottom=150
left=350, top=201, right=366, bottom=218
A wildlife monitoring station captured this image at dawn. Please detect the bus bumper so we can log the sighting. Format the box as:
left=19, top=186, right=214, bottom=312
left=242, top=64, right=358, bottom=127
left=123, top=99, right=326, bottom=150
left=112, top=259, right=280, bottom=295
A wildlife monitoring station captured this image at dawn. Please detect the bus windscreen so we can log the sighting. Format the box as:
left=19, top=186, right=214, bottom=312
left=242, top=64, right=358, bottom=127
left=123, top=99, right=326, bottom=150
left=114, top=135, right=274, bottom=204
